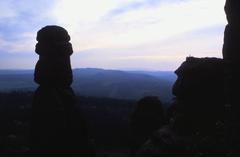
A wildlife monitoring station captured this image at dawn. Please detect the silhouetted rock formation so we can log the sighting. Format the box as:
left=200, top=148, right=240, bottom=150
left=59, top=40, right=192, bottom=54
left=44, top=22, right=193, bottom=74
left=172, top=57, right=225, bottom=135
left=132, top=57, right=226, bottom=157
left=34, top=25, right=73, bottom=87
left=223, top=0, right=240, bottom=150
left=129, top=96, right=165, bottom=156
left=31, top=26, right=94, bottom=156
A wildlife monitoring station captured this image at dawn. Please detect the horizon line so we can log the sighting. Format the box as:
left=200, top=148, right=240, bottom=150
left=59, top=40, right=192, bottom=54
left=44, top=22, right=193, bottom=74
left=0, top=67, right=174, bottom=72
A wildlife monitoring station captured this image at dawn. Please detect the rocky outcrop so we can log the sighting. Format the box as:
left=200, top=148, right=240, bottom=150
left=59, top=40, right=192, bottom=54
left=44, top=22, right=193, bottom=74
left=31, top=26, right=94, bottom=156
left=223, top=0, right=240, bottom=150
left=172, top=57, right=225, bottom=135
left=34, top=25, right=73, bottom=87
left=131, top=57, right=226, bottom=157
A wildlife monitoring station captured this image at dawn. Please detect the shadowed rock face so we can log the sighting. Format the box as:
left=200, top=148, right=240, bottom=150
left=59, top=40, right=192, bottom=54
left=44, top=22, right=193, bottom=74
left=223, top=0, right=240, bottom=149
left=173, top=57, right=224, bottom=100
left=34, top=25, right=73, bottom=87
left=31, top=26, right=94, bottom=156
left=225, top=0, right=240, bottom=27
left=131, top=57, right=226, bottom=157
left=223, top=0, right=240, bottom=82
left=172, top=57, right=225, bottom=135
left=223, top=0, right=240, bottom=96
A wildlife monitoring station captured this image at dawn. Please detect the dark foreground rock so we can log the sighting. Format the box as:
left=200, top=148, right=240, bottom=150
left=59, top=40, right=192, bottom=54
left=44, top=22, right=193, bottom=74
left=132, top=57, right=227, bottom=157
left=31, top=26, right=95, bottom=157
left=224, top=0, right=240, bottom=152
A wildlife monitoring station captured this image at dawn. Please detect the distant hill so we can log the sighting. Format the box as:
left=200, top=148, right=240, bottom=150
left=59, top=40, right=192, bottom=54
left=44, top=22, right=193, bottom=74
left=0, top=70, right=35, bottom=91
left=128, top=70, right=176, bottom=82
left=0, top=68, right=176, bottom=102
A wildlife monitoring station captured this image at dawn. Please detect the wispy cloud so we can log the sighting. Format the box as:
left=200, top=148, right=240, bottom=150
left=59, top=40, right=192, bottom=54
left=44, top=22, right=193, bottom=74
left=0, top=0, right=227, bottom=70
left=0, top=1, right=17, bottom=19
left=0, top=0, right=56, bottom=53
left=50, top=0, right=226, bottom=52
left=0, top=33, right=35, bottom=53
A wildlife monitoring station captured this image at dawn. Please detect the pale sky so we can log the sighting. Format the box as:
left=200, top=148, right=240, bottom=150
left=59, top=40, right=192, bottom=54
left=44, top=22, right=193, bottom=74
left=0, top=0, right=227, bottom=70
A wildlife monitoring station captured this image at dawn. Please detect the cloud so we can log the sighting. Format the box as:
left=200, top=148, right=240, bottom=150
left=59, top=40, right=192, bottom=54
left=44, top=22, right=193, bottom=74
left=108, top=0, right=164, bottom=16
left=0, top=1, right=17, bottom=19
left=50, top=0, right=226, bottom=53
left=1, top=0, right=226, bottom=53
left=70, top=23, right=224, bottom=70
left=0, top=0, right=56, bottom=53
left=0, top=0, right=227, bottom=70
left=0, top=34, right=35, bottom=53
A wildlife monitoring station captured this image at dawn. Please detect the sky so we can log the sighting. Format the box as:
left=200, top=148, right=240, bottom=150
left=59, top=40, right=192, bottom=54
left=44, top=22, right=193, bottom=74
left=0, top=0, right=227, bottom=71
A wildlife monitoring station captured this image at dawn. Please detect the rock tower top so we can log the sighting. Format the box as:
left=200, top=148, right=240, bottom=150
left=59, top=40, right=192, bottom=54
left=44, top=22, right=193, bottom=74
left=34, top=25, right=73, bottom=86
